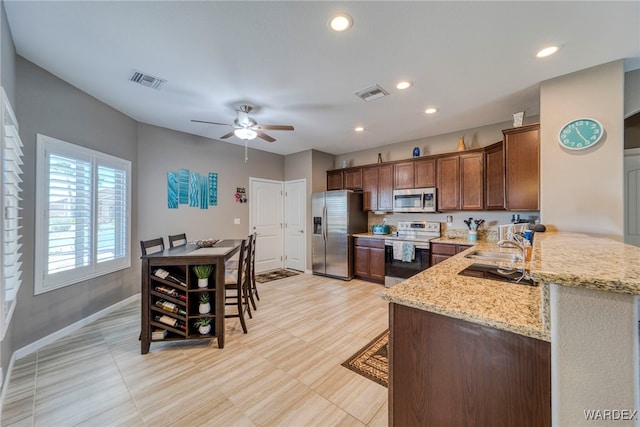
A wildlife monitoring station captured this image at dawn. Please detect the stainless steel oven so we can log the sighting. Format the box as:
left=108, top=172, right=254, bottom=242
left=384, top=221, right=441, bottom=287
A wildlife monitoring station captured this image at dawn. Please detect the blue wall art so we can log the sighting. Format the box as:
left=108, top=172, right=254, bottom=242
left=167, top=168, right=218, bottom=210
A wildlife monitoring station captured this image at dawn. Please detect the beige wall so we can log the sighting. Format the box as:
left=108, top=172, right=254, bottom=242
left=625, top=68, right=640, bottom=118
left=137, top=123, right=284, bottom=244
left=540, top=61, right=625, bottom=239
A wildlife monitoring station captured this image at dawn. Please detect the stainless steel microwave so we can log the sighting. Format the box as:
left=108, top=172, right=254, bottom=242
left=392, top=188, right=437, bottom=213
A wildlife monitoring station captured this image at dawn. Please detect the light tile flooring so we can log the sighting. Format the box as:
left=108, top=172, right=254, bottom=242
left=1, top=274, right=390, bottom=426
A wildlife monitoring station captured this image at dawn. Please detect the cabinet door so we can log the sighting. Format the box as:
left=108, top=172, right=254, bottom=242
left=415, top=158, right=436, bottom=187
left=485, top=142, right=505, bottom=210
left=437, top=155, right=460, bottom=210
left=431, top=254, right=451, bottom=266
left=362, top=167, right=378, bottom=211
left=354, top=245, right=370, bottom=278
left=460, top=152, right=484, bottom=210
left=456, top=244, right=473, bottom=254
left=394, top=162, right=415, bottom=189
left=369, top=247, right=386, bottom=282
left=327, top=170, right=343, bottom=190
left=377, top=164, right=394, bottom=211
left=504, top=124, right=540, bottom=210
left=344, top=168, right=363, bottom=190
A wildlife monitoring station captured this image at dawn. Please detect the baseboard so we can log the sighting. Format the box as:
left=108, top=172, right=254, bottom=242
left=0, top=293, right=141, bottom=409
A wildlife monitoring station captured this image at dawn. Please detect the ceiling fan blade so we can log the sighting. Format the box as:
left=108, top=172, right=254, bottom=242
left=256, top=124, right=294, bottom=131
left=220, top=131, right=235, bottom=139
left=256, top=130, right=276, bottom=143
left=191, top=119, right=232, bottom=126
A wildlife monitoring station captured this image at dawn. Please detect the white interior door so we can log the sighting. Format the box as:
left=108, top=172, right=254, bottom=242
left=284, top=179, right=306, bottom=272
left=250, top=178, right=284, bottom=272
left=624, top=148, right=640, bottom=247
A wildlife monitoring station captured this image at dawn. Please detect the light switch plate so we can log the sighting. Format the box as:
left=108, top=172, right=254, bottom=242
left=234, top=218, right=240, bottom=225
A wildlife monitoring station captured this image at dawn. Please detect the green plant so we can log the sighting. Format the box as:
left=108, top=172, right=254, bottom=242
left=194, top=317, right=211, bottom=328
left=192, top=264, right=213, bottom=279
left=199, top=293, right=210, bottom=304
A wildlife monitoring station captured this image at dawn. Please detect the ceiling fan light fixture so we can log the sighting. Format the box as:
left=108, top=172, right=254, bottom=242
left=329, top=13, right=353, bottom=32
left=234, top=128, right=257, bottom=140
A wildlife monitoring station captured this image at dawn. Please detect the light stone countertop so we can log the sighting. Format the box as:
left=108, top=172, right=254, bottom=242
left=381, top=231, right=640, bottom=342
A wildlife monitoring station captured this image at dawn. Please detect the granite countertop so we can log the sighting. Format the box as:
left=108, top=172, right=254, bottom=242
left=381, top=231, right=640, bottom=342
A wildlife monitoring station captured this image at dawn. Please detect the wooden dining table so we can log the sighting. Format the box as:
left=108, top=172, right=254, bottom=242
left=140, top=239, right=243, bottom=353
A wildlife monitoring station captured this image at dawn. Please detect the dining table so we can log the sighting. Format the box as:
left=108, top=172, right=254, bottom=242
left=140, top=239, right=243, bottom=353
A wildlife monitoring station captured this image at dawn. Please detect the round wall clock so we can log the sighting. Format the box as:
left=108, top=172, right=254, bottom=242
left=558, top=118, right=604, bottom=150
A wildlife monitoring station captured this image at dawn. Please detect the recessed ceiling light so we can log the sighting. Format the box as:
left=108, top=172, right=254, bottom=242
left=536, top=46, right=560, bottom=58
left=425, top=107, right=438, bottom=114
left=396, top=81, right=412, bottom=90
left=329, top=13, right=353, bottom=32
left=354, top=126, right=365, bottom=132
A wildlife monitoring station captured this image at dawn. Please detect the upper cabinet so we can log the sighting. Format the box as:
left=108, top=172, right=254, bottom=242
left=460, top=152, right=484, bottom=210
left=436, top=155, right=460, bottom=210
left=327, top=170, right=343, bottom=190
left=394, top=159, right=436, bottom=189
left=363, top=164, right=393, bottom=211
left=344, top=168, right=363, bottom=190
left=503, top=123, right=540, bottom=211
left=484, top=142, right=505, bottom=210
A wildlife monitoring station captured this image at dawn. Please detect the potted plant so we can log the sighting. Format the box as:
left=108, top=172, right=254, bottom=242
left=192, top=264, right=213, bottom=288
left=198, top=293, right=211, bottom=314
left=194, top=317, right=211, bottom=335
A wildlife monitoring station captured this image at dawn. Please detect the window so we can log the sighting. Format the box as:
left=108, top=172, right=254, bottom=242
left=35, top=134, right=131, bottom=294
left=1, top=88, right=24, bottom=339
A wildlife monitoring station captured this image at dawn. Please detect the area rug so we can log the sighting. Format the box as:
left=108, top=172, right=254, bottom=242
left=255, top=269, right=300, bottom=283
left=341, top=330, right=389, bottom=387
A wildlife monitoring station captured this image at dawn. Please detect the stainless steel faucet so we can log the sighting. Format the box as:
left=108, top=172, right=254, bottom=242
left=497, top=239, right=525, bottom=261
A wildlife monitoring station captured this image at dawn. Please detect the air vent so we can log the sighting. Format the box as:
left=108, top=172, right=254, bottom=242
left=129, top=70, right=166, bottom=90
left=355, top=84, right=389, bottom=102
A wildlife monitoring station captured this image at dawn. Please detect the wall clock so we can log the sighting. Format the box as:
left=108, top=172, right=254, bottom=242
left=558, top=118, right=604, bottom=150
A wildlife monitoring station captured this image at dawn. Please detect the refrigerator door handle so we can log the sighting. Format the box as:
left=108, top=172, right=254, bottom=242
left=322, top=205, right=327, bottom=241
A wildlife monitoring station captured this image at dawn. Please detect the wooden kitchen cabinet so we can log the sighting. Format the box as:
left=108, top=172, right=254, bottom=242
left=394, top=159, right=436, bottom=189
left=414, top=158, right=436, bottom=187
left=327, top=170, right=343, bottom=190
left=430, top=241, right=472, bottom=266
left=354, top=237, right=385, bottom=284
left=460, top=152, right=484, bottom=210
left=504, top=123, right=540, bottom=210
left=363, top=165, right=393, bottom=212
left=436, top=155, right=460, bottom=210
left=389, top=303, right=551, bottom=427
left=484, top=141, right=505, bottom=210
left=344, top=168, right=363, bottom=190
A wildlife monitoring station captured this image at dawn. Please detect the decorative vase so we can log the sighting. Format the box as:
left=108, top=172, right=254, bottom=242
left=197, top=278, right=208, bottom=288
left=199, top=302, right=211, bottom=314
left=198, top=324, right=211, bottom=335
left=457, top=136, right=466, bottom=152
left=412, top=147, right=420, bottom=158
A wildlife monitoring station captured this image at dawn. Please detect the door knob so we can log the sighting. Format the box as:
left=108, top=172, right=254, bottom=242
left=298, top=230, right=304, bottom=233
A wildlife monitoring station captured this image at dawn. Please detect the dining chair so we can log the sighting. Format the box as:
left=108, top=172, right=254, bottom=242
left=140, top=237, right=165, bottom=256
left=224, top=238, right=250, bottom=333
left=168, top=233, right=187, bottom=248
left=247, top=232, right=259, bottom=309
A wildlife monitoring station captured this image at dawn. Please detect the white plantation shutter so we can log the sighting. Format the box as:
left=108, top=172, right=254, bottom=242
left=1, top=88, right=23, bottom=339
left=35, top=135, right=131, bottom=294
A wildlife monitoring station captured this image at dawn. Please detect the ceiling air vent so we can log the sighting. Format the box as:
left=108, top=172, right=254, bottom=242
left=355, top=84, right=389, bottom=102
left=129, top=70, right=166, bottom=90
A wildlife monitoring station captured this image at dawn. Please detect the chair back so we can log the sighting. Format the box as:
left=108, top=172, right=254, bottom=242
left=237, top=238, right=250, bottom=286
left=168, top=233, right=187, bottom=248
left=249, top=233, right=257, bottom=280
left=140, top=237, right=165, bottom=256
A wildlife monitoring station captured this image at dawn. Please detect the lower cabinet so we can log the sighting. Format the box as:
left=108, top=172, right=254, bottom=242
left=389, top=303, right=551, bottom=427
left=354, top=237, right=385, bottom=283
left=430, top=242, right=472, bottom=266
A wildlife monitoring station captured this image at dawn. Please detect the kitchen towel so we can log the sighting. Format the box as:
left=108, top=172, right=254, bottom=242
left=392, top=241, right=404, bottom=260
left=402, top=242, right=415, bottom=263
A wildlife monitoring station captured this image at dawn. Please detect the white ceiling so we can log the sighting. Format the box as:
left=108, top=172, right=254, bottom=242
left=4, top=1, right=640, bottom=156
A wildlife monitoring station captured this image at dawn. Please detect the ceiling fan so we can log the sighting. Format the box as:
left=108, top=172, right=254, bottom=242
left=191, top=105, right=294, bottom=143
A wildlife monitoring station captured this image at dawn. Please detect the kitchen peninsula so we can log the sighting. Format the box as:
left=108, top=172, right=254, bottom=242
left=381, top=232, right=640, bottom=426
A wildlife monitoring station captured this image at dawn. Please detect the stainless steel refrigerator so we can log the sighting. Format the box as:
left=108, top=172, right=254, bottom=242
left=312, top=190, right=367, bottom=280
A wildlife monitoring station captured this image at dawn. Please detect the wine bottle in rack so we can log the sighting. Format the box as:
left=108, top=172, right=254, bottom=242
left=153, top=268, right=187, bottom=286
left=154, top=315, right=186, bottom=331
left=155, top=299, right=187, bottom=316
left=154, top=285, right=187, bottom=301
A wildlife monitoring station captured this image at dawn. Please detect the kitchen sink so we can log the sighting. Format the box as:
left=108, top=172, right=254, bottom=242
left=464, top=250, right=521, bottom=263
left=458, top=263, right=536, bottom=286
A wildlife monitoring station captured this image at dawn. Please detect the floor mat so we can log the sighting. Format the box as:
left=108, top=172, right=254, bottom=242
left=255, top=269, right=300, bottom=283
left=341, top=330, right=388, bottom=387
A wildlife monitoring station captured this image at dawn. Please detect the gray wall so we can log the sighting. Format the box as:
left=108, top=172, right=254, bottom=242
left=137, top=123, right=284, bottom=245
left=7, top=57, right=139, bottom=357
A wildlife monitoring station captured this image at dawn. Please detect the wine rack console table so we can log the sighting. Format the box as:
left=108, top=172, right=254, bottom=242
left=140, top=239, right=242, bottom=354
